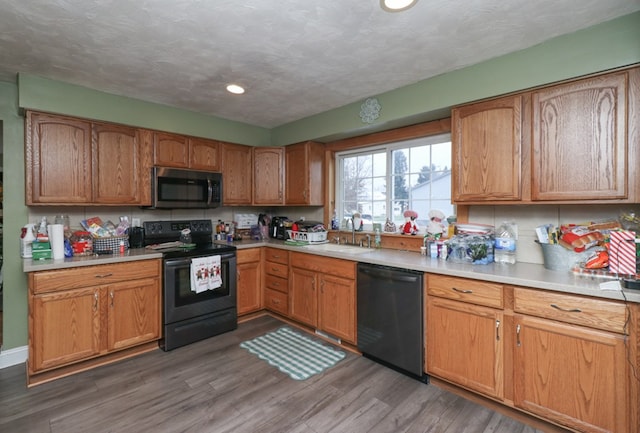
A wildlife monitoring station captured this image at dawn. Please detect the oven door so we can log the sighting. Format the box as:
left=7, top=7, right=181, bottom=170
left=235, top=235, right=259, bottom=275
left=163, top=251, right=237, bottom=325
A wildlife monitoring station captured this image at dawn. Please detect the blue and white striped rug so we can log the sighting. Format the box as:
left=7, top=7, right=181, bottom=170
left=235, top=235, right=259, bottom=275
left=240, top=327, right=346, bottom=380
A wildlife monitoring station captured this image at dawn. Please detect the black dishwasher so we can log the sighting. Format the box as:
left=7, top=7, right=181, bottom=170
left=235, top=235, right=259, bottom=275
left=357, top=263, right=427, bottom=382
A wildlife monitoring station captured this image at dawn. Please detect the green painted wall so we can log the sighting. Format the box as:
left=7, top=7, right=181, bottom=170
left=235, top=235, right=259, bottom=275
left=1, top=81, right=29, bottom=350
left=2, top=11, right=640, bottom=352
left=272, top=11, right=640, bottom=145
left=18, top=75, right=272, bottom=147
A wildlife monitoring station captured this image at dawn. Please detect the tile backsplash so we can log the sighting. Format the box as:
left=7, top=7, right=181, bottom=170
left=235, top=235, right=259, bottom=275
left=469, top=204, right=640, bottom=265
left=27, top=204, right=638, bottom=266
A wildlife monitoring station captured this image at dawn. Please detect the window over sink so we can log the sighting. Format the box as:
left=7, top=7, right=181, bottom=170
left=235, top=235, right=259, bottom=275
left=335, top=133, right=452, bottom=232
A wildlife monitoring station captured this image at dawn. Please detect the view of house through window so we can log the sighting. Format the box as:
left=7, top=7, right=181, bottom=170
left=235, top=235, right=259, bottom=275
left=336, top=133, right=452, bottom=232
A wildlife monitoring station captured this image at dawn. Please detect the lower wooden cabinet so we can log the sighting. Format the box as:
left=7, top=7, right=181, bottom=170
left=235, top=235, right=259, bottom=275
left=264, top=248, right=289, bottom=315
left=513, top=288, right=631, bottom=433
left=27, top=260, right=161, bottom=386
left=427, top=276, right=637, bottom=433
left=427, top=297, right=504, bottom=400
left=426, top=275, right=504, bottom=400
left=236, top=248, right=263, bottom=315
left=289, top=252, right=356, bottom=344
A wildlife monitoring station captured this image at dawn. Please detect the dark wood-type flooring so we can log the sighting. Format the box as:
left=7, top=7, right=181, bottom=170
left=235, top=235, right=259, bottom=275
left=0, top=315, right=555, bottom=433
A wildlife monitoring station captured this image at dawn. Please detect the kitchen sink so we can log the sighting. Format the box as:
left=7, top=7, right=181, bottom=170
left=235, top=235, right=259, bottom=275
left=302, top=243, right=375, bottom=255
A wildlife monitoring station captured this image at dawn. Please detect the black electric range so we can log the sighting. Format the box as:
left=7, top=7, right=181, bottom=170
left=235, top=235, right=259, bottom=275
left=143, top=219, right=238, bottom=351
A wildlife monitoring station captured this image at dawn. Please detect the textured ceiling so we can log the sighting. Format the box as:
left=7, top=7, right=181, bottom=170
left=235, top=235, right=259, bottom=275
left=0, top=0, right=639, bottom=128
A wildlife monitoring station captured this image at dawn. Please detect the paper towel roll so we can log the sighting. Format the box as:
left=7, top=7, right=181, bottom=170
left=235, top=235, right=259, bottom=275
left=48, top=224, right=65, bottom=260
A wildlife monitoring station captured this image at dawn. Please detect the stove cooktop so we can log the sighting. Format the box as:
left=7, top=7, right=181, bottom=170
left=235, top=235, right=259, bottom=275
left=143, top=219, right=236, bottom=258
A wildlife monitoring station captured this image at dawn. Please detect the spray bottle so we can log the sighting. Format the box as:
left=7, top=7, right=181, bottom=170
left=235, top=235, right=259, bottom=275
left=21, top=223, right=36, bottom=258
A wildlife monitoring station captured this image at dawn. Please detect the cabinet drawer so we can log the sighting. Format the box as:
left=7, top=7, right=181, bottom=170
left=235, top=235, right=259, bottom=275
left=265, top=274, right=288, bottom=294
left=427, top=274, right=503, bottom=309
left=290, top=252, right=356, bottom=279
left=265, top=261, right=288, bottom=278
left=30, top=260, right=160, bottom=294
left=513, top=287, right=627, bottom=333
left=265, top=247, right=288, bottom=265
left=265, top=288, right=288, bottom=315
left=237, top=248, right=261, bottom=264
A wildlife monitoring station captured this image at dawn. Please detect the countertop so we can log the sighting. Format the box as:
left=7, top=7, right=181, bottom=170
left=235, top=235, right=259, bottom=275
left=22, top=247, right=163, bottom=272
left=23, top=239, right=640, bottom=303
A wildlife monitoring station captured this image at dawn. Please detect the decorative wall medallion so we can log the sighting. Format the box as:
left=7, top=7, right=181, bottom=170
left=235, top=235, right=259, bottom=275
left=359, top=97, right=381, bottom=124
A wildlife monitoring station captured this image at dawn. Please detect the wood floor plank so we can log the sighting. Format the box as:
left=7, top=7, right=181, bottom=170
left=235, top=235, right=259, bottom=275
left=0, top=315, right=560, bottom=433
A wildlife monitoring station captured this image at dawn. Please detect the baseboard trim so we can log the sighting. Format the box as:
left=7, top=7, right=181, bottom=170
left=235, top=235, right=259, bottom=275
left=0, top=345, right=28, bottom=369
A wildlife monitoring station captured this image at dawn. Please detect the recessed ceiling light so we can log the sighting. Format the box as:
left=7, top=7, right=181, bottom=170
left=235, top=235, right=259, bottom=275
left=380, top=0, right=418, bottom=12
left=226, top=84, right=245, bottom=95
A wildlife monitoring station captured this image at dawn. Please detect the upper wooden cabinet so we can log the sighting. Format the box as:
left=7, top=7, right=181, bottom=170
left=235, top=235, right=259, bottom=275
left=453, top=67, right=639, bottom=204
left=26, top=112, right=152, bottom=206
left=221, top=142, right=253, bottom=205
left=452, top=95, right=524, bottom=202
left=253, top=147, right=284, bottom=205
left=92, top=123, right=147, bottom=204
left=285, top=141, right=324, bottom=206
left=531, top=71, right=628, bottom=201
left=26, top=112, right=93, bottom=204
left=154, top=132, right=220, bottom=171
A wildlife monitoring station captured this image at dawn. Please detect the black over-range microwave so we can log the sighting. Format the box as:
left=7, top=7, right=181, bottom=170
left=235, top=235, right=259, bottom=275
left=149, top=167, right=222, bottom=209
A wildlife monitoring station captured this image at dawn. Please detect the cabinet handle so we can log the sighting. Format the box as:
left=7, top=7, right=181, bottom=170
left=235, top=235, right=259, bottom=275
left=273, top=281, right=280, bottom=287
left=516, top=324, right=521, bottom=347
left=320, top=280, right=324, bottom=294
left=93, top=292, right=99, bottom=311
left=272, top=299, right=280, bottom=305
left=452, top=287, right=473, bottom=294
left=95, top=273, right=113, bottom=278
left=110, top=291, right=114, bottom=307
left=550, top=304, right=582, bottom=313
left=496, top=319, right=500, bottom=341
left=312, top=279, right=316, bottom=291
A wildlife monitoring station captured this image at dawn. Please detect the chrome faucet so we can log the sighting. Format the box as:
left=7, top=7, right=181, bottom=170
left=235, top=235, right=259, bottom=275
left=347, top=218, right=356, bottom=245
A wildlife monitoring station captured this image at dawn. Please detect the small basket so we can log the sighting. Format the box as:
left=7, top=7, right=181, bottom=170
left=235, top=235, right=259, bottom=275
left=93, top=235, right=129, bottom=253
left=286, top=230, right=327, bottom=244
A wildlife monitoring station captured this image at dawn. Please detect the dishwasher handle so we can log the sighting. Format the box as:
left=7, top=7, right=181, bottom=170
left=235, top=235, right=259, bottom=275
left=359, top=266, right=421, bottom=283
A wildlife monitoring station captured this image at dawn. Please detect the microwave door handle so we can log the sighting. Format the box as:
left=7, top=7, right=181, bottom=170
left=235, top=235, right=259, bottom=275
left=207, top=178, right=213, bottom=206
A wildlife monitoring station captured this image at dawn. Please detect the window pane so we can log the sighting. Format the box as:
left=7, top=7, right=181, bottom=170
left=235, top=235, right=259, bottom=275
left=337, top=133, right=451, bottom=234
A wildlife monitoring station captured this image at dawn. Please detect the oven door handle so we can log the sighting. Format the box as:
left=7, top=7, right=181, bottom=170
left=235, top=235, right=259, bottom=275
left=164, top=253, right=234, bottom=268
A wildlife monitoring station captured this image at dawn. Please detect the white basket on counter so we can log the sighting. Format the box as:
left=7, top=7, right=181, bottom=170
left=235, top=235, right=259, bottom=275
left=286, top=230, right=328, bottom=244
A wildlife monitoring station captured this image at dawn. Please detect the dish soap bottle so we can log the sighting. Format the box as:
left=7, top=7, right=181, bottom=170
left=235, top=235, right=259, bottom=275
left=494, top=221, right=517, bottom=264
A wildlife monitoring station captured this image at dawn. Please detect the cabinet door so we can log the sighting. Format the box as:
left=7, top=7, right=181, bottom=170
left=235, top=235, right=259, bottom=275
left=107, top=278, right=160, bottom=351
left=452, top=95, right=523, bottom=202
left=154, top=132, right=189, bottom=167
left=26, top=112, right=92, bottom=204
left=318, top=274, right=356, bottom=344
left=189, top=137, right=220, bottom=171
left=30, top=287, right=101, bottom=372
left=426, top=297, right=504, bottom=400
left=92, top=123, right=143, bottom=204
left=514, top=315, right=629, bottom=433
left=285, top=141, right=324, bottom=205
left=221, top=142, right=253, bottom=205
left=532, top=72, right=627, bottom=201
left=237, top=261, right=262, bottom=315
left=289, top=267, right=317, bottom=327
left=253, top=147, right=284, bottom=205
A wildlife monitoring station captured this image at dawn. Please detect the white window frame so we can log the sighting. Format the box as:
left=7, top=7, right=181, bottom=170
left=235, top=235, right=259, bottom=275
left=335, top=132, right=452, bottom=233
